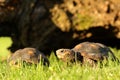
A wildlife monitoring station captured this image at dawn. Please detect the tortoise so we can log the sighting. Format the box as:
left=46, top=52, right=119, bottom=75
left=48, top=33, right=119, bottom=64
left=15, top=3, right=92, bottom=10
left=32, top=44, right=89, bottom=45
left=7, top=48, right=49, bottom=67
left=56, top=42, right=119, bottom=66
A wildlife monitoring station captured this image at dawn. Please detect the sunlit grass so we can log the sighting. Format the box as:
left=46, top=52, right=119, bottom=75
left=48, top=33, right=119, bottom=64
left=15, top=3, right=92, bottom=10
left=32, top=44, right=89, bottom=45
left=0, top=37, right=12, bottom=61
left=0, top=37, right=120, bottom=80
left=0, top=52, right=120, bottom=80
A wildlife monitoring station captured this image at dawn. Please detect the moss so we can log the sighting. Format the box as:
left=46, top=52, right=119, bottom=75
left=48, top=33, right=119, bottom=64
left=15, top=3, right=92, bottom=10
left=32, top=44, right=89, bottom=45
left=73, top=14, right=94, bottom=31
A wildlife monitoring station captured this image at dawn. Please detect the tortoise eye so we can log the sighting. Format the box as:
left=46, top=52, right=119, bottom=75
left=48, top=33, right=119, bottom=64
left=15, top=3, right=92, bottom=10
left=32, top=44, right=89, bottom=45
left=60, top=50, right=64, bottom=53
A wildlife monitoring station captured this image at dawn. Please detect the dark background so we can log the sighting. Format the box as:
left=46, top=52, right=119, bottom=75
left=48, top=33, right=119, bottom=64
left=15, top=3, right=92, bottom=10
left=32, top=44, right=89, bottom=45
left=0, top=0, right=120, bottom=55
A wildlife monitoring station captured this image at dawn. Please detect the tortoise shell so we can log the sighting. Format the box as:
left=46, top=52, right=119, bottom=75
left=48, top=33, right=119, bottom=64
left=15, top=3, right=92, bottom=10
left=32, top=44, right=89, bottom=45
left=73, top=42, right=116, bottom=61
left=8, top=48, right=49, bottom=67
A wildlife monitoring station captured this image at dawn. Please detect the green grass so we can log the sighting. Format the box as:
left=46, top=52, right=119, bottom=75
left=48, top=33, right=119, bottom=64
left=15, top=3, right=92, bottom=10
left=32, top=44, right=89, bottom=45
left=0, top=37, right=12, bottom=60
left=0, top=37, right=120, bottom=80
left=0, top=52, right=120, bottom=80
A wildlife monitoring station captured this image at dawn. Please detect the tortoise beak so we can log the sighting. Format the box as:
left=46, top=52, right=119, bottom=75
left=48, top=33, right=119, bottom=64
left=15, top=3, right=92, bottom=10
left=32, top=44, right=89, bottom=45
left=56, top=49, right=65, bottom=59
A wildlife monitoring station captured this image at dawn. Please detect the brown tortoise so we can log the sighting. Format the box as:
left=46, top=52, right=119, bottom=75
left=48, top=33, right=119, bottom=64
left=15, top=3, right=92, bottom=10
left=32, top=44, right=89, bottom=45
left=8, top=48, right=49, bottom=67
left=56, top=42, right=119, bottom=66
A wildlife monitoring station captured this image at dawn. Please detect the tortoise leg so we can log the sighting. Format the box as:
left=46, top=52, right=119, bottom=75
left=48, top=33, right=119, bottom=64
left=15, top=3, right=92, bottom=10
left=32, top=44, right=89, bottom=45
left=82, top=57, right=97, bottom=67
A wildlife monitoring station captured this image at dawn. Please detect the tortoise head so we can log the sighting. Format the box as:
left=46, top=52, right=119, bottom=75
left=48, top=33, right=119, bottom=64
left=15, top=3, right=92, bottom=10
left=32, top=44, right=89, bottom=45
left=56, top=49, right=76, bottom=62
